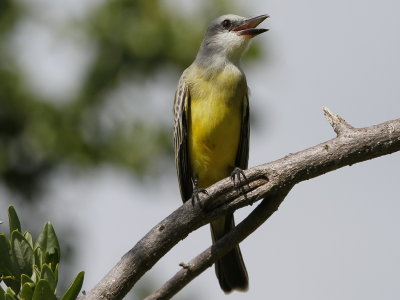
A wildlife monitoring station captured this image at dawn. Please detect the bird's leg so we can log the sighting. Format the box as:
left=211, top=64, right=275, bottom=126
left=230, top=167, right=250, bottom=197
left=191, top=176, right=208, bottom=208
left=230, top=167, right=248, bottom=188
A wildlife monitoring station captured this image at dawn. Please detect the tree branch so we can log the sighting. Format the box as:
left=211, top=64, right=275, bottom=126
left=81, top=110, right=400, bottom=300
left=143, top=190, right=291, bottom=300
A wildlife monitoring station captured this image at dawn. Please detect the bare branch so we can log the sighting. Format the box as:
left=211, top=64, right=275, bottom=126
left=144, top=190, right=291, bottom=300
left=81, top=111, right=400, bottom=300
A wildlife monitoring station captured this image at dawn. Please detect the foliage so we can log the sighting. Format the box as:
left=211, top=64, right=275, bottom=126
left=0, top=206, right=84, bottom=299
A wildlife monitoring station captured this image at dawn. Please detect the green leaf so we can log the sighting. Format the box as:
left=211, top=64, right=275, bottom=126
left=0, top=234, right=13, bottom=275
left=11, top=231, right=33, bottom=278
left=53, top=264, right=59, bottom=288
left=60, top=271, right=84, bottom=300
left=5, top=294, right=17, bottom=300
left=32, top=279, right=57, bottom=300
left=0, top=234, right=20, bottom=293
left=4, top=288, right=15, bottom=296
left=40, top=264, right=56, bottom=292
left=44, top=248, right=59, bottom=272
left=31, top=265, right=41, bottom=283
left=20, top=282, right=34, bottom=300
left=0, top=285, right=5, bottom=296
left=35, top=222, right=60, bottom=267
left=33, top=247, right=43, bottom=269
left=8, top=206, right=21, bottom=236
left=21, top=273, right=34, bottom=285
left=3, top=279, right=19, bottom=297
left=4, top=296, right=15, bottom=300
left=4, top=287, right=17, bottom=300
left=23, top=232, right=34, bottom=249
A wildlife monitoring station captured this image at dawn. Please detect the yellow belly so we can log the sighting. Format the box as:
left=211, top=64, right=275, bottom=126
left=188, top=67, right=245, bottom=188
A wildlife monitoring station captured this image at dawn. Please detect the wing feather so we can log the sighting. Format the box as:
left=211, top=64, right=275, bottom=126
left=173, top=74, right=193, bottom=202
left=235, top=93, right=250, bottom=169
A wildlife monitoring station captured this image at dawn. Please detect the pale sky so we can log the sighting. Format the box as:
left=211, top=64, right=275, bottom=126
left=1, top=0, right=400, bottom=299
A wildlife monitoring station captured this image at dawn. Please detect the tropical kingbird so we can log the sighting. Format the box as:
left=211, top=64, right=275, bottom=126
left=173, top=14, right=268, bottom=293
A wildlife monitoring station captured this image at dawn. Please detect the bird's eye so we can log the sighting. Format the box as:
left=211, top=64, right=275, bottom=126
left=221, top=19, right=231, bottom=29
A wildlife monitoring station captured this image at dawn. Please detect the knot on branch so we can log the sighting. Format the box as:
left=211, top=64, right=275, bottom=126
left=179, top=262, right=191, bottom=270
left=323, top=107, right=355, bottom=136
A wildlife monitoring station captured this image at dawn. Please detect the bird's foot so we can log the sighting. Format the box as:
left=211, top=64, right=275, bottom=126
left=230, top=167, right=250, bottom=198
left=191, top=182, right=208, bottom=208
left=230, top=167, right=248, bottom=188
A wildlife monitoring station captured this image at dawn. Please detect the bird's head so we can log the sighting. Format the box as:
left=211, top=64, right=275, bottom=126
left=197, top=14, right=269, bottom=64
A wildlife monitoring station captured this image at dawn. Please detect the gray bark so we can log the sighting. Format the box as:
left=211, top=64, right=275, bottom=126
left=81, top=109, right=400, bottom=300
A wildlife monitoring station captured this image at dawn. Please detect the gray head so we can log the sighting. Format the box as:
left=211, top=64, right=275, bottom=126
left=196, top=14, right=269, bottom=65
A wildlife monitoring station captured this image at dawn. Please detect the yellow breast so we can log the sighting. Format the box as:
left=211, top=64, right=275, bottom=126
left=187, top=65, right=246, bottom=188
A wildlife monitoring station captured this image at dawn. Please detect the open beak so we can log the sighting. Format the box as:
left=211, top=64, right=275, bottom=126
left=231, top=14, right=269, bottom=38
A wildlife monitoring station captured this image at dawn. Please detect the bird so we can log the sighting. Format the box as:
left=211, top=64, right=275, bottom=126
left=173, top=14, right=268, bottom=293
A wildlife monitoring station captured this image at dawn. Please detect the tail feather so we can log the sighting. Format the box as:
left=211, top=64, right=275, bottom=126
left=211, top=214, right=249, bottom=293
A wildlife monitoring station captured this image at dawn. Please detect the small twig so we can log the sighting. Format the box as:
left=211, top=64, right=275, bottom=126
left=323, top=107, right=354, bottom=136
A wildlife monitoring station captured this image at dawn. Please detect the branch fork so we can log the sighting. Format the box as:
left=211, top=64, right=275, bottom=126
left=81, top=109, right=400, bottom=300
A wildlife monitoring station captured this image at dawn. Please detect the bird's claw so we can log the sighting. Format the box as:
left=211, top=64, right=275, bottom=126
left=230, top=167, right=250, bottom=200
left=230, top=167, right=249, bottom=189
left=191, top=186, right=208, bottom=208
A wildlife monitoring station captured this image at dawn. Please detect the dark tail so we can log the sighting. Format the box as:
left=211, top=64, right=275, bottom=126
left=210, top=214, right=249, bottom=293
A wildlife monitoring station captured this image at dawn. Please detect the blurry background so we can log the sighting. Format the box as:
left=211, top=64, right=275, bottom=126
left=0, top=0, right=399, bottom=299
